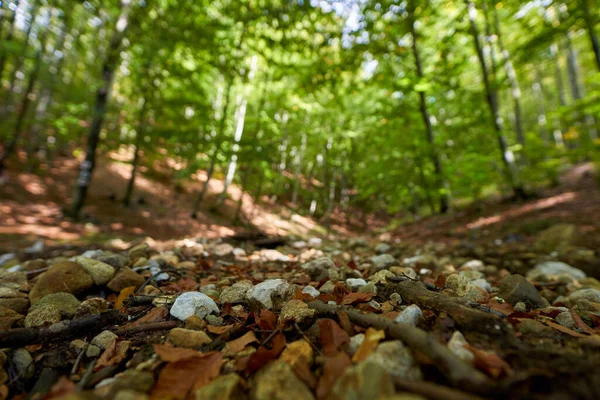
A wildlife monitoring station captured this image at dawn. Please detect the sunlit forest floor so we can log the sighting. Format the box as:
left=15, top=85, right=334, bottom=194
left=1, top=151, right=598, bottom=254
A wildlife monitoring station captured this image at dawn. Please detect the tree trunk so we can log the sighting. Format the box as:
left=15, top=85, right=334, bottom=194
left=466, top=0, right=525, bottom=200
left=550, top=43, right=566, bottom=147
left=123, top=98, right=150, bottom=207
left=493, top=4, right=525, bottom=148
left=69, top=1, right=132, bottom=219
left=0, top=34, right=45, bottom=175
left=582, top=0, right=600, bottom=71
left=1, top=0, right=39, bottom=119
left=532, top=76, right=550, bottom=143
left=0, top=0, right=19, bottom=81
left=291, top=132, right=307, bottom=207
left=408, top=4, right=449, bottom=214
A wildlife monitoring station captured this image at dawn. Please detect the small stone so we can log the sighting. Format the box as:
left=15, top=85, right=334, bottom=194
left=0, top=270, right=27, bottom=290
left=0, top=305, right=24, bottom=329
left=369, top=270, right=395, bottom=285
left=246, top=279, right=290, bottom=309
left=365, top=341, right=422, bottom=380
left=556, top=311, right=578, bottom=330
left=394, top=305, right=422, bottom=326
left=447, top=331, right=474, bottom=363
left=370, top=254, right=397, bottom=271
left=301, top=257, right=335, bottom=281
left=390, top=267, right=417, bottom=280
left=94, top=252, right=129, bottom=269
left=29, top=261, right=94, bottom=304
left=445, top=274, right=470, bottom=296
left=128, top=243, right=150, bottom=261
left=185, top=315, right=208, bottom=331
left=12, top=348, right=34, bottom=380
left=280, top=340, right=313, bottom=368
left=280, top=300, right=316, bottom=325
left=517, top=319, right=557, bottom=337
left=213, top=243, right=234, bottom=257
left=86, top=344, right=102, bottom=358
left=319, top=281, right=335, bottom=294
left=390, top=293, right=403, bottom=306
left=470, top=279, right=492, bottom=292
left=348, top=334, right=365, bottom=356
left=375, top=243, right=392, bottom=254
left=194, top=373, right=242, bottom=400
left=527, top=262, right=586, bottom=282
left=219, top=281, right=253, bottom=303
left=498, top=275, right=549, bottom=309
left=70, top=339, right=87, bottom=352
left=514, top=302, right=527, bottom=312
left=25, top=305, right=62, bottom=327
left=301, top=286, right=320, bottom=298
left=346, top=278, right=367, bottom=290
left=308, top=238, right=322, bottom=247
left=358, top=283, right=377, bottom=295
left=459, top=270, right=483, bottom=281
left=0, top=288, right=29, bottom=314
left=461, top=260, right=485, bottom=271
left=330, top=361, right=395, bottom=399
left=107, top=268, right=145, bottom=292
left=258, top=249, right=291, bottom=263
left=170, top=292, right=220, bottom=320
left=113, top=390, right=149, bottom=400
left=91, top=330, right=118, bottom=349
left=168, top=328, right=212, bottom=348
left=71, top=256, right=116, bottom=286
left=251, top=361, right=314, bottom=400
left=568, top=288, right=600, bottom=304
left=112, top=370, right=155, bottom=394
left=31, top=293, right=81, bottom=318
left=206, top=315, right=224, bottom=326
left=75, top=297, right=109, bottom=318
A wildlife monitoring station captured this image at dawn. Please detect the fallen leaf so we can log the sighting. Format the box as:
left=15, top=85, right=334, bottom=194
left=337, top=311, right=354, bottom=335
left=280, top=339, right=313, bottom=367
left=246, top=332, right=286, bottom=374
left=352, top=327, right=385, bottom=363
left=465, top=344, right=512, bottom=378
left=96, top=339, right=131, bottom=370
left=226, top=331, right=259, bottom=353
left=570, top=310, right=595, bottom=335
left=151, top=351, right=222, bottom=400
left=207, top=324, right=233, bottom=334
left=488, top=299, right=515, bottom=316
left=153, top=344, right=202, bottom=362
left=116, top=286, right=136, bottom=310
left=544, top=320, right=588, bottom=337
left=319, top=319, right=350, bottom=356
left=332, top=283, right=351, bottom=304
left=316, top=352, right=351, bottom=399
left=119, top=306, right=168, bottom=330
left=341, top=292, right=373, bottom=305
left=256, top=309, right=277, bottom=330
left=293, top=288, right=315, bottom=302
left=43, top=377, right=76, bottom=399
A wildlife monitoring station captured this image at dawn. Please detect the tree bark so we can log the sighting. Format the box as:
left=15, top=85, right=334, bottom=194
left=123, top=100, right=149, bottom=207
left=69, top=1, right=132, bottom=218
left=466, top=0, right=526, bottom=200
left=408, top=4, right=449, bottom=214
left=582, top=0, right=600, bottom=71
left=0, top=34, right=45, bottom=175
left=550, top=43, right=566, bottom=147
left=0, top=0, right=19, bottom=81
left=493, top=4, right=525, bottom=148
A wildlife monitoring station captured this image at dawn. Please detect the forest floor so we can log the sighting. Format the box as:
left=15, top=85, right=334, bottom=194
left=1, top=156, right=600, bottom=399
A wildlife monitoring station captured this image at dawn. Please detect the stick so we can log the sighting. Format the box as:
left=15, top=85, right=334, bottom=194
left=308, top=300, right=490, bottom=390
left=0, top=310, right=126, bottom=348
left=111, top=321, right=178, bottom=336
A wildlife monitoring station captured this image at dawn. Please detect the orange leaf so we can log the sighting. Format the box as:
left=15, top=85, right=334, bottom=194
left=153, top=344, right=203, bottom=362
left=246, top=332, right=286, bottom=374
left=226, top=331, right=259, bottom=353
left=570, top=310, right=595, bottom=335
left=352, top=327, right=385, bottom=363
left=96, top=339, right=130, bottom=370
left=316, top=352, right=351, bottom=399
left=207, top=324, right=233, bottom=334
left=465, top=344, right=512, bottom=378
left=319, top=319, right=350, bottom=356
left=256, top=309, right=277, bottom=330
left=544, top=320, right=588, bottom=337
left=341, top=292, right=373, bottom=305
left=119, top=306, right=168, bottom=330
left=487, top=299, right=514, bottom=316
left=116, top=286, right=136, bottom=310
left=151, top=351, right=222, bottom=400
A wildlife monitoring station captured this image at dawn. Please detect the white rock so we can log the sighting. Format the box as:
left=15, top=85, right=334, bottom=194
left=232, top=248, right=247, bottom=257
left=292, top=241, right=307, bottom=249
left=0, top=253, right=16, bottom=267
left=365, top=340, right=422, bottom=380
left=148, top=259, right=169, bottom=282
left=470, top=278, right=492, bottom=292
left=402, top=255, right=427, bottom=266
left=346, top=278, right=367, bottom=290
left=308, top=238, right=322, bottom=247
left=170, top=292, right=220, bottom=320
left=371, top=254, right=397, bottom=270
left=375, top=243, right=392, bottom=254
left=259, top=249, right=291, bottom=263
left=301, top=286, right=320, bottom=298
left=568, top=288, right=600, bottom=303
left=246, top=279, right=290, bottom=309
left=81, top=249, right=103, bottom=259
left=348, top=333, right=365, bottom=356
left=461, top=260, right=485, bottom=271
left=447, top=331, right=474, bottom=363
left=527, top=261, right=586, bottom=281
left=212, top=243, right=234, bottom=257
left=394, top=305, right=422, bottom=326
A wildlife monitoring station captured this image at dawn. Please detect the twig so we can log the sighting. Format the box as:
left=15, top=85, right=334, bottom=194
left=467, top=302, right=507, bottom=318
left=308, top=300, right=491, bottom=391
left=0, top=310, right=126, bottom=348
left=71, top=342, right=89, bottom=376
left=111, top=321, right=178, bottom=336
left=260, top=329, right=279, bottom=347
left=76, top=359, right=97, bottom=391
left=294, top=322, right=321, bottom=356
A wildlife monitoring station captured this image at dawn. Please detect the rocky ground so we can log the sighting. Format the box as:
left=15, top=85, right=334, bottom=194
left=0, top=223, right=599, bottom=399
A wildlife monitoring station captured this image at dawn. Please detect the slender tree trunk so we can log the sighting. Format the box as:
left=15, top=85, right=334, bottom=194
left=408, top=5, right=449, bottom=214
left=466, top=0, right=525, bottom=199
left=0, top=0, right=19, bottom=82
left=0, top=35, right=45, bottom=175
left=232, top=166, right=250, bottom=224
left=123, top=99, right=150, bottom=207
left=550, top=43, right=566, bottom=147
left=532, top=76, right=550, bottom=143
left=291, top=132, right=307, bottom=207
left=69, top=1, right=131, bottom=219
left=582, top=0, right=600, bottom=71
left=493, top=5, right=525, bottom=148
left=1, top=0, right=39, bottom=120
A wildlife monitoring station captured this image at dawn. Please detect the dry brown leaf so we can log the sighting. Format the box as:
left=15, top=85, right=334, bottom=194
left=341, top=292, right=373, bottom=305
left=544, top=320, right=588, bottom=337
left=115, top=286, right=136, bottom=310
left=256, top=309, right=277, bottom=330
left=42, top=376, right=76, bottom=399
left=337, top=311, right=354, bottom=335
left=246, top=332, right=286, bottom=374
left=570, top=310, right=595, bottom=335
left=488, top=299, right=515, bottom=316
left=151, top=351, right=222, bottom=400
left=319, top=319, right=350, bottom=356
left=207, top=324, right=233, bottom=334
left=153, top=343, right=202, bottom=362
left=316, top=351, right=351, bottom=399
left=351, top=327, right=385, bottom=363
left=119, top=306, right=168, bottom=330
left=96, top=339, right=130, bottom=370
left=226, top=331, right=259, bottom=353
left=465, top=344, right=512, bottom=378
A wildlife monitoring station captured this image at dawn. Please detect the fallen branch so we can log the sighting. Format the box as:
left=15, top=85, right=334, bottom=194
left=0, top=310, right=126, bottom=348
left=308, top=300, right=490, bottom=391
left=111, top=320, right=178, bottom=336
